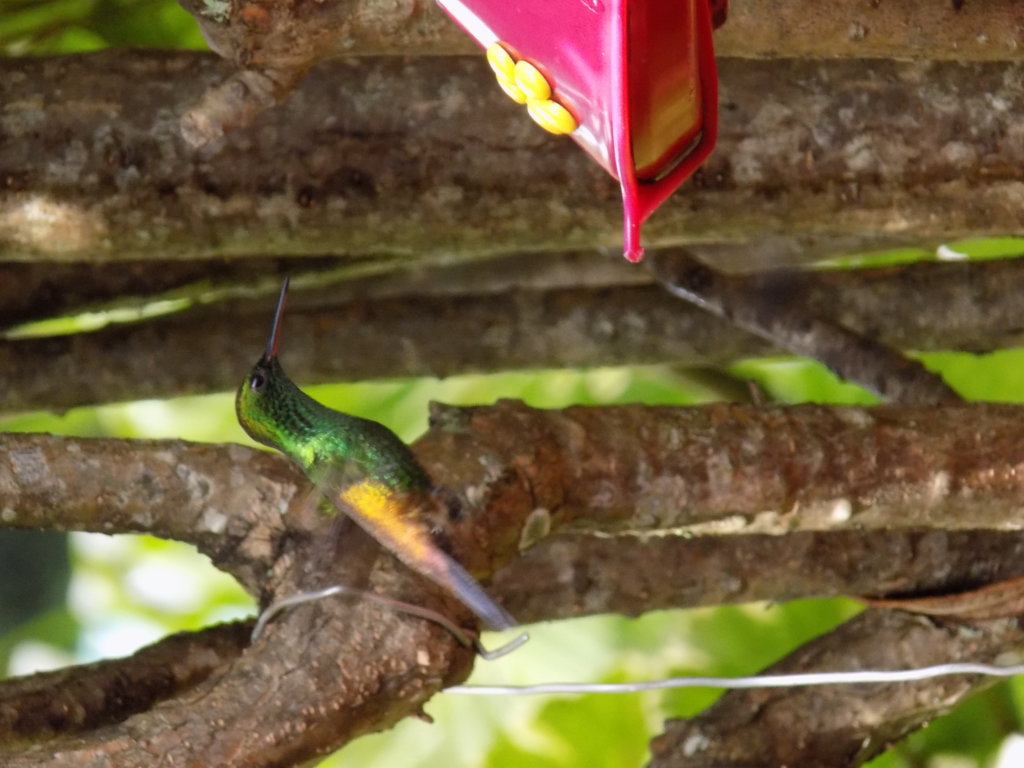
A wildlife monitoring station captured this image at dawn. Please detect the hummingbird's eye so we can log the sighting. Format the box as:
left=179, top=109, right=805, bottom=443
left=249, top=372, right=266, bottom=392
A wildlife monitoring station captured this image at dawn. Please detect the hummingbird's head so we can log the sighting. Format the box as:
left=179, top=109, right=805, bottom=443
left=235, top=277, right=305, bottom=453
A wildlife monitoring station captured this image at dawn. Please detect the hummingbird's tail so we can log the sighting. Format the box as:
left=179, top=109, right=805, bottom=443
left=332, top=479, right=520, bottom=631
left=431, top=546, right=518, bottom=631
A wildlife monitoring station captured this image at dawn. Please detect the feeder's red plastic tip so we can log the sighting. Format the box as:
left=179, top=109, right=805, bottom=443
left=623, top=212, right=644, bottom=262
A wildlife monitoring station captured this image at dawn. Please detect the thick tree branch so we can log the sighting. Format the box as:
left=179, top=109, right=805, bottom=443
left=3, top=52, right=1024, bottom=263
left=8, top=254, right=1024, bottom=413
left=0, top=434, right=303, bottom=596
left=415, top=400, right=1024, bottom=540
left=178, top=0, right=1024, bottom=62
left=5, top=402, right=1024, bottom=764
left=649, top=609, right=1024, bottom=767
left=15, top=398, right=1024, bottom=561
left=1, top=440, right=479, bottom=766
left=495, top=530, right=1024, bottom=622
left=0, top=622, right=251, bottom=748
left=3, top=593, right=475, bottom=768
left=9, top=398, right=1024, bottom=622
left=177, top=0, right=1024, bottom=143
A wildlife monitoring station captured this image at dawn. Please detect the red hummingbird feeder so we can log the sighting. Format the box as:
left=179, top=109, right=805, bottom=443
left=435, top=0, right=728, bottom=261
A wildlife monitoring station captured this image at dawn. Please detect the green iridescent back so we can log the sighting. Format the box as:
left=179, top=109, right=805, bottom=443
left=236, top=356, right=429, bottom=493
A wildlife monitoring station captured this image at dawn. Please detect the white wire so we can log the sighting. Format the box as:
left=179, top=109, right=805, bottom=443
left=252, top=585, right=1024, bottom=696
left=446, top=661, right=1024, bottom=696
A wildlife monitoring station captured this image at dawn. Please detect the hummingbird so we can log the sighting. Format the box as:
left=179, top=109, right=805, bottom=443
left=236, top=277, right=521, bottom=637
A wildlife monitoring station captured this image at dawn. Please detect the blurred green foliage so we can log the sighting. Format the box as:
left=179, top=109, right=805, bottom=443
left=0, top=0, right=204, bottom=55
left=3, top=3, right=1024, bottom=765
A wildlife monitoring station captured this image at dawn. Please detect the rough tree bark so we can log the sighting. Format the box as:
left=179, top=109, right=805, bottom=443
left=650, top=609, right=1024, bottom=768
left=180, top=0, right=1024, bottom=62
left=5, top=1, right=1024, bottom=766
left=175, top=0, right=1024, bottom=147
left=4, top=52, right=1024, bottom=264
left=6, top=253, right=1024, bottom=413
left=5, top=402, right=1024, bottom=766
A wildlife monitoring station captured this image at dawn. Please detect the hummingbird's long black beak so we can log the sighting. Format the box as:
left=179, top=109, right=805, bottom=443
left=263, top=276, right=290, bottom=361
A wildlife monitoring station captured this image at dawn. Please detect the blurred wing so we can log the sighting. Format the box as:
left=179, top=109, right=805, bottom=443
left=319, top=472, right=517, bottom=631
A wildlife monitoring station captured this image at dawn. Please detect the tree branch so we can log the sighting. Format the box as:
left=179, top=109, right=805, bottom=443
left=176, top=0, right=1024, bottom=144
left=494, top=530, right=1024, bottom=622
left=649, top=609, right=1024, bottom=767
left=647, top=250, right=962, bottom=404
left=415, top=400, right=1024, bottom=541
left=0, top=256, right=321, bottom=330
left=178, top=0, right=1024, bottom=62
left=3, top=595, right=474, bottom=767
left=0, top=622, right=251, bottom=748
left=1, top=439, right=478, bottom=766
left=8, top=254, right=1024, bottom=412
left=0, top=433, right=303, bottom=596
left=3, top=52, right=1024, bottom=262
left=5, top=401, right=1024, bottom=763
